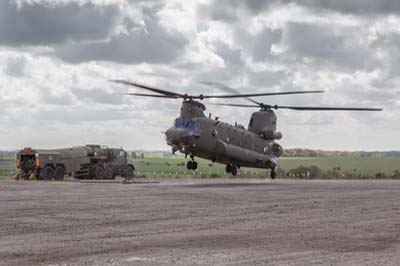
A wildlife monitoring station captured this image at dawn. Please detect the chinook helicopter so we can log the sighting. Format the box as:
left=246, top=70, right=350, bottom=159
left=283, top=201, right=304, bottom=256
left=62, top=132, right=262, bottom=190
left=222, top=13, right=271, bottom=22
left=111, top=80, right=382, bottom=179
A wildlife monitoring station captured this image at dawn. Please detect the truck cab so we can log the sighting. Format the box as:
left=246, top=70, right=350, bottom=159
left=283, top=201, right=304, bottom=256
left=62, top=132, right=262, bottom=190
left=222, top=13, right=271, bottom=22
left=16, top=148, right=39, bottom=180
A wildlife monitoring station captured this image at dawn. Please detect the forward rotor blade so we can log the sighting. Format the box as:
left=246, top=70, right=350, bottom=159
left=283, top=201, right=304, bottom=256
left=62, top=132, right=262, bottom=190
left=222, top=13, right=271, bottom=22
left=111, top=80, right=185, bottom=98
left=201, top=81, right=324, bottom=100
left=201, top=90, right=324, bottom=99
left=201, top=81, right=261, bottom=105
left=275, top=106, right=383, bottom=111
left=123, top=93, right=179, bottom=99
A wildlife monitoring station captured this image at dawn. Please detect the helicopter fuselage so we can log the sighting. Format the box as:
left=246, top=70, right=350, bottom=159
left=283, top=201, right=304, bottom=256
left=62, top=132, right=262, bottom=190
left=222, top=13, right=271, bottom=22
left=112, top=79, right=382, bottom=178
left=165, top=100, right=282, bottom=170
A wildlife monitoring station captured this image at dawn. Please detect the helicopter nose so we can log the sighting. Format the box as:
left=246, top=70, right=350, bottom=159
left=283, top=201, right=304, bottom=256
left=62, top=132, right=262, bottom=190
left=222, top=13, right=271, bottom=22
left=165, top=128, right=184, bottom=145
left=165, top=127, right=196, bottom=146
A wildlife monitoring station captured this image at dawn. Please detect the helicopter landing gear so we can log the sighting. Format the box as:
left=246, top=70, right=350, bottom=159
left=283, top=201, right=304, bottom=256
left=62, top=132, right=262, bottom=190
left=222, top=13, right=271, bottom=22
left=226, top=163, right=238, bottom=176
left=270, top=168, right=277, bottom=180
left=186, top=155, right=198, bottom=170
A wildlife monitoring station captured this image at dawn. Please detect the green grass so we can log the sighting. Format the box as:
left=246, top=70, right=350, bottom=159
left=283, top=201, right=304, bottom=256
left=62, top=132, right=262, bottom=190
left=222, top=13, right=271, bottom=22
left=0, top=158, right=17, bottom=179
left=1, top=156, right=399, bottom=179
left=278, top=157, right=400, bottom=176
left=132, top=156, right=400, bottom=178
left=132, top=157, right=234, bottom=178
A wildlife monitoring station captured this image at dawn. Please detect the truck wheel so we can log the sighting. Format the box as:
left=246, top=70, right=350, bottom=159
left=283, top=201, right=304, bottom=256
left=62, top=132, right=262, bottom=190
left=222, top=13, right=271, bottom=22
left=126, top=166, right=134, bottom=179
left=42, top=166, right=55, bottom=181
left=55, top=166, right=65, bottom=181
left=94, top=166, right=105, bottom=180
left=105, top=166, right=114, bottom=180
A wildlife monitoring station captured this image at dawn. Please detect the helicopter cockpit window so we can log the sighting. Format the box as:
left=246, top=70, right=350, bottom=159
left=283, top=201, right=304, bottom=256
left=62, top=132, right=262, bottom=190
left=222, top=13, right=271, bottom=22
left=174, top=118, right=199, bottom=131
left=174, top=118, right=185, bottom=128
left=185, top=120, right=199, bottom=130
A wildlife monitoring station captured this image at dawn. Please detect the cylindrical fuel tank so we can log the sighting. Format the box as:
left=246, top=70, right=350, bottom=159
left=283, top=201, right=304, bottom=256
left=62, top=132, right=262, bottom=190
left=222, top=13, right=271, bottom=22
left=216, top=141, right=277, bottom=166
left=85, top=145, right=107, bottom=158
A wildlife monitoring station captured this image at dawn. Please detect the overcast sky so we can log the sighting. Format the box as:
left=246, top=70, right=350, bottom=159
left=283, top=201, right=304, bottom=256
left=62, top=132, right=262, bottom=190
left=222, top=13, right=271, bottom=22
left=0, top=0, right=399, bottom=151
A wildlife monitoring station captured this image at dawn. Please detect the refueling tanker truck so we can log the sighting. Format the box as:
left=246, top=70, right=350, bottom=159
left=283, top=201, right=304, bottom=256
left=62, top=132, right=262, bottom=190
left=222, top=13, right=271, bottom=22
left=15, top=145, right=135, bottom=181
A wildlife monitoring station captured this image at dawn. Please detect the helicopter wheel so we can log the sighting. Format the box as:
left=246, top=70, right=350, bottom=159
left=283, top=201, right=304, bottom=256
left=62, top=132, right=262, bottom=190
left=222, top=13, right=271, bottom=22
left=231, top=166, right=238, bottom=176
left=225, top=164, right=232, bottom=173
left=187, top=160, right=198, bottom=170
left=226, top=163, right=237, bottom=176
left=192, top=161, right=198, bottom=170
left=270, top=168, right=277, bottom=180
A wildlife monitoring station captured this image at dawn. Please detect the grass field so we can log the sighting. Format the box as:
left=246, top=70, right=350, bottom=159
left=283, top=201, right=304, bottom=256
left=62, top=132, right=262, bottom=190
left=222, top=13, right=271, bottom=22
left=278, top=157, right=400, bottom=176
left=0, top=158, right=17, bottom=179
left=131, top=156, right=400, bottom=178
left=1, top=156, right=399, bottom=179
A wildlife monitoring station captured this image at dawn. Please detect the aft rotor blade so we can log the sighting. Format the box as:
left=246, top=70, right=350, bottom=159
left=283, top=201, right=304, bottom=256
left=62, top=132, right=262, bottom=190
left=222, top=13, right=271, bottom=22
left=209, top=103, right=260, bottom=108
left=111, top=80, right=185, bottom=98
left=211, top=103, right=383, bottom=111
left=275, top=106, right=383, bottom=111
left=201, top=90, right=324, bottom=99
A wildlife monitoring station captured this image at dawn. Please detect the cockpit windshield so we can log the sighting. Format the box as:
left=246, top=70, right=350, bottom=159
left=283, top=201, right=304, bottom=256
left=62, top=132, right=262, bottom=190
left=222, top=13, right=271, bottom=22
left=174, top=118, right=186, bottom=128
left=174, top=118, right=199, bottom=131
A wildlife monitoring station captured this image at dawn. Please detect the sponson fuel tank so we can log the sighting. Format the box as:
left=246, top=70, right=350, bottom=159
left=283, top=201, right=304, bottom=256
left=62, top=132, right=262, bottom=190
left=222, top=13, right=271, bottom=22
left=248, top=110, right=283, bottom=140
left=216, top=140, right=277, bottom=168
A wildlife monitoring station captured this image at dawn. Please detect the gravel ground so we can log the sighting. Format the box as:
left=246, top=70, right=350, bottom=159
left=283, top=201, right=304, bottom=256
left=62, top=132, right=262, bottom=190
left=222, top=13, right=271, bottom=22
left=0, top=179, right=399, bottom=266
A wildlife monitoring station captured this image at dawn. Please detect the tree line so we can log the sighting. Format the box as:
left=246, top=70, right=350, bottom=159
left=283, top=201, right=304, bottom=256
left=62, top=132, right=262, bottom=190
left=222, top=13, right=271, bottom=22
left=282, top=149, right=400, bottom=158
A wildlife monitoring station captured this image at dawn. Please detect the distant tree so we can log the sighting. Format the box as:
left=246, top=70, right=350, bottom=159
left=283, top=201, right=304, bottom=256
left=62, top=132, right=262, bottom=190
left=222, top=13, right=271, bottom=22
left=375, top=172, right=386, bottom=179
left=393, top=170, right=400, bottom=179
left=289, top=165, right=310, bottom=178
left=309, top=165, right=322, bottom=179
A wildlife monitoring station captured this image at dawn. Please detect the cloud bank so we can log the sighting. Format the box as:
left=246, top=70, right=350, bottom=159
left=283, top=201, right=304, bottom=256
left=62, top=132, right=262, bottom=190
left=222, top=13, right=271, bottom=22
left=0, top=0, right=399, bottom=151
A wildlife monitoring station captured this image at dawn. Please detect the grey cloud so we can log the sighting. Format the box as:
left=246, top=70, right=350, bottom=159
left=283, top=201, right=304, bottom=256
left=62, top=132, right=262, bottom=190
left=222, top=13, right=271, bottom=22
left=54, top=11, right=188, bottom=64
left=212, top=42, right=242, bottom=66
left=34, top=107, right=133, bottom=123
left=300, top=0, right=400, bottom=15
left=72, top=87, right=125, bottom=105
left=0, top=1, right=120, bottom=46
left=205, top=0, right=400, bottom=20
left=234, top=28, right=282, bottom=62
left=4, top=56, right=26, bottom=77
left=382, top=34, right=400, bottom=77
left=246, top=69, right=286, bottom=88
left=200, top=0, right=273, bottom=21
left=39, top=87, right=74, bottom=106
left=283, top=22, right=369, bottom=70
left=249, top=29, right=282, bottom=62
left=194, top=68, right=239, bottom=84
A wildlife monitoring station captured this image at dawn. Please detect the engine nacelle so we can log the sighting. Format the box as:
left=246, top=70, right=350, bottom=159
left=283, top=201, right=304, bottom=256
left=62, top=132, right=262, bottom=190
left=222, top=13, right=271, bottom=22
left=261, top=130, right=283, bottom=140
left=271, top=143, right=283, bottom=157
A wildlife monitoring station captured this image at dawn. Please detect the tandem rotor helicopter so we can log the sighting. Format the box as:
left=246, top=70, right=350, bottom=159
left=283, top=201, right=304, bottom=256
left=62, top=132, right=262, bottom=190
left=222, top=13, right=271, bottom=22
left=112, top=80, right=382, bottom=179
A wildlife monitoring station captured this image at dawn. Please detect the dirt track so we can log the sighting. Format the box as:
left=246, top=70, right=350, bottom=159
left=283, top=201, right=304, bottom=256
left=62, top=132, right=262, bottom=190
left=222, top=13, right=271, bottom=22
left=1, top=179, right=400, bottom=266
